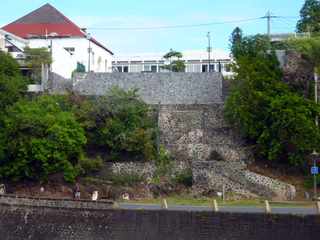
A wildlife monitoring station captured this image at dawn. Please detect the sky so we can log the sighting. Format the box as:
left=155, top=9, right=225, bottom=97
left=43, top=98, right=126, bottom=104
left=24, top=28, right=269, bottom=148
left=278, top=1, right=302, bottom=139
left=0, top=0, right=305, bottom=55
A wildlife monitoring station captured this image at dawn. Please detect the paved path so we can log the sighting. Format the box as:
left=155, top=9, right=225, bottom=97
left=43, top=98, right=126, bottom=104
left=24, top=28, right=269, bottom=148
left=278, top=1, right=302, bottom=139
left=120, top=203, right=318, bottom=215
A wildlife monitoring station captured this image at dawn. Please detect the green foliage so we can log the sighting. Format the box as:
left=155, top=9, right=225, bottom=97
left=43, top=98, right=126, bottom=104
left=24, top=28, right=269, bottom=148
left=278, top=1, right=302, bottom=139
left=77, top=156, right=103, bottom=176
left=74, top=87, right=157, bottom=161
left=0, top=51, right=28, bottom=112
left=288, top=37, right=320, bottom=72
left=24, top=47, right=52, bottom=82
left=161, top=49, right=186, bottom=72
left=109, top=173, right=143, bottom=186
left=297, top=0, right=320, bottom=33
left=225, top=39, right=320, bottom=167
left=233, top=34, right=272, bottom=60
left=230, top=27, right=243, bottom=59
left=0, top=95, right=87, bottom=182
left=172, top=169, right=193, bottom=187
left=154, top=146, right=173, bottom=177
left=304, top=175, right=320, bottom=188
left=163, top=49, right=183, bottom=59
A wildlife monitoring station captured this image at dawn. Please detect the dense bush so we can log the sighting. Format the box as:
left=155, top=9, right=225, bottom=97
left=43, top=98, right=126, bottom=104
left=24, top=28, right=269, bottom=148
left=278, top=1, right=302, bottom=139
left=0, top=95, right=87, bottom=182
left=172, top=169, right=193, bottom=187
left=73, top=87, right=157, bottom=161
left=225, top=35, right=320, bottom=167
left=0, top=51, right=28, bottom=112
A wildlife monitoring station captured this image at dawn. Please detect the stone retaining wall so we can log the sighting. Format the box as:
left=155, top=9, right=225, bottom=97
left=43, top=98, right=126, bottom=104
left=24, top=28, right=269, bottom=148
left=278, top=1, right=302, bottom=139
left=72, top=72, right=223, bottom=104
left=159, top=104, right=250, bottom=164
left=0, top=204, right=319, bottom=240
left=192, top=161, right=296, bottom=200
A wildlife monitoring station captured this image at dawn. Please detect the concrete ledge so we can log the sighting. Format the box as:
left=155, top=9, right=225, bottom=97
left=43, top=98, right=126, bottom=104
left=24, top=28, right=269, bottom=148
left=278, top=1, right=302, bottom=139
left=0, top=195, right=113, bottom=210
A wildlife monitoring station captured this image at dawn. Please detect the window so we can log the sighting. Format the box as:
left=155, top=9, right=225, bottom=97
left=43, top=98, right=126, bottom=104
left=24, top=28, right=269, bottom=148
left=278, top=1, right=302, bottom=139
left=92, top=52, right=95, bottom=66
left=64, top=47, right=75, bottom=55
left=144, top=64, right=151, bottom=72
left=202, top=64, right=208, bottom=72
left=225, top=64, right=231, bottom=72
left=123, top=66, right=129, bottom=72
left=151, top=65, right=157, bottom=72
left=117, top=66, right=123, bottom=72
left=209, top=64, right=215, bottom=72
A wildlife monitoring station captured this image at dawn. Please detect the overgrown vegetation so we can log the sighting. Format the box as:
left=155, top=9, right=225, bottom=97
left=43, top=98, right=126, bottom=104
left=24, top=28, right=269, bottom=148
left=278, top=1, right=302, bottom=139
left=226, top=30, right=320, bottom=168
left=70, top=87, right=157, bottom=161
left=0, top=53, right=159, bottom=183
left=24, top=47, right=52, bottom=83
left=0, top=95, right=86, bottom=182
left=0, top=51, right=28, bottom=112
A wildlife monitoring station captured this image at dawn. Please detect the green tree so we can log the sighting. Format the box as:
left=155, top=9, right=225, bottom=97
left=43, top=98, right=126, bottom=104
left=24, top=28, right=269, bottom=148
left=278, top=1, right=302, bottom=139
left=225, top=47, right=320, bottom=167
left=0, top=51, right=28, bottom=112
left=24, top=47, right=52, bottom=82
left=161, top=49, right=186, bottom=72
left=0, top=95, right=86, bottom=182
left=288, top=37, right=320, bottom=72
left=73, top=87, right=157, bottom=161
left=230, top=27, right=243, bottom=59
left=297, top=0, right=320, bottom=33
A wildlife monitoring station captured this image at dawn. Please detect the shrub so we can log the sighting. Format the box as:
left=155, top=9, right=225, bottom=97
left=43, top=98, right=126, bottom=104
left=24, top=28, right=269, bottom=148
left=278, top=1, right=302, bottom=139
left=154, top=146, right=173, bottom=177
left=109, top=173, right=143, bottom=187
left=0, top=51, right=28, bottom=112
left=0, top=95, right=87, bottom=182
left=77, top=156, right=103, bottom=175
left=225, top=39, right=320, bottom=167
left=74, top=87, right=157, bottom=161
left=172, top=169, right=193, bottom=187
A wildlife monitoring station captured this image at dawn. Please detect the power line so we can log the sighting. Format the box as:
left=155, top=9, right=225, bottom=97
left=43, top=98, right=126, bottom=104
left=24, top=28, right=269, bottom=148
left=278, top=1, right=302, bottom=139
left=87, top=17, right=263, bottom=31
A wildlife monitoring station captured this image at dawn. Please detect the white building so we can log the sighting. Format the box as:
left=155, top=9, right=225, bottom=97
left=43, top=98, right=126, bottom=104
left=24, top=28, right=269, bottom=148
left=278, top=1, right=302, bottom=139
left=0, top=29, right=28, bottom=59
left=112, top=50, right=233, bottom=77
left=2, top=3, right=114, bottom=79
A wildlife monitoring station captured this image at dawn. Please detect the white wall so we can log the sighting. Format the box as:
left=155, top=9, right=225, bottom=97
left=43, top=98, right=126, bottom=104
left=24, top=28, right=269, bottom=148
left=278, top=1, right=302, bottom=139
left=29, top=38, right=113, bottom=78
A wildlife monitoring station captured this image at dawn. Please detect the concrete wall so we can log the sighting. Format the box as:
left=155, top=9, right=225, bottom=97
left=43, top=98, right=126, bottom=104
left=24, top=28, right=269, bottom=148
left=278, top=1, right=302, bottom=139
left=72, top=72, right=223, bottom=104
left=29, top=38, right=113, bottom=79
left=0, top=204, right=319, bottom=240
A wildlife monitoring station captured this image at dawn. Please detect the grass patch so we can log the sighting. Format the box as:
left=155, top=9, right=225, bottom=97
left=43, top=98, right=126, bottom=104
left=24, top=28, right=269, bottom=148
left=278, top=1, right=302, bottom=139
left=121, top=195, right=314, bottom=208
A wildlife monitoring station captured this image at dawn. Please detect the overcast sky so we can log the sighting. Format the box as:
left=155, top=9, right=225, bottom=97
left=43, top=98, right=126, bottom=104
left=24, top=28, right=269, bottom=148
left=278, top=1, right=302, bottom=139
left=1, top=0, right=304, bottom=55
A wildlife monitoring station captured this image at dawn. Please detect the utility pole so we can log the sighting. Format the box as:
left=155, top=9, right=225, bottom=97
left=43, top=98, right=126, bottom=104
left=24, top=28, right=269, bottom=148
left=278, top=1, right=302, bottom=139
left=312, top=72, right=319, bottom=200
left=86, top=33, right=92, bottom=72
left=262, top=11, right=277, bottom=37
left=207, top=32, right=212, bottom=72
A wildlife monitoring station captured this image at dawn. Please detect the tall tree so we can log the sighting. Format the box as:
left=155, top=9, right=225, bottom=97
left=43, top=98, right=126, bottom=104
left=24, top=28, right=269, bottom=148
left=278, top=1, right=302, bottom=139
left=296, top=0, right=320, bottom=33
left=161, top=49, right=186, bottom=72
left=230, top=27, right=243, bottom=59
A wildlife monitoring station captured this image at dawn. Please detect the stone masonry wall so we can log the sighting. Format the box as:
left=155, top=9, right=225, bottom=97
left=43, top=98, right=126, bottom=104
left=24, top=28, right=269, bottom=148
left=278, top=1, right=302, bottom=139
left=158, top=104, right=296, bottom=200
left=72, top=72, right=223, bottom=104
left=159, top=104, right=248, bottom=164
left=47, top=72, right=296, bottom=200
left=0, top=204, right=319, bottom=240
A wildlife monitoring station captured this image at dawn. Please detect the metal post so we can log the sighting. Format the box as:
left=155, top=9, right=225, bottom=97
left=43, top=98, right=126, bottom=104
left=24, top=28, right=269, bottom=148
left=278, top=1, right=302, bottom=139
left=314, top=158, right=318, bottom=199
left=207, top=32, right=211, bottom=72
left=88, top=40, right=91, bottom=72
left=87, top=33, right=92, bottom=72
left=265, top=200, right=271, bottom=214
left=314, top=71, right=318, bottom=200
left=156, top=101, right=161, bottom=157
left=222, top=184, right=225, bottom=203
left=267, top=11, right=271, bottom=37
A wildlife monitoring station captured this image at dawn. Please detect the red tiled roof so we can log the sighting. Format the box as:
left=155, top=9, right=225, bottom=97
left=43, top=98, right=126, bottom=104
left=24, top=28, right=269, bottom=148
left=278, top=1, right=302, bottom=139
left=2, top=23, right=85, bottom=38
left=2, top=3, right=113, bottom=55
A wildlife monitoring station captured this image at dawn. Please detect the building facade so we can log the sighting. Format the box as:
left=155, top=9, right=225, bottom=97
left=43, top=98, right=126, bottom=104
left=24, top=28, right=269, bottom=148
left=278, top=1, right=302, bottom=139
left=112, top=50, right=233, bottom=77
left=2, top=4, right=114, bottom=79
